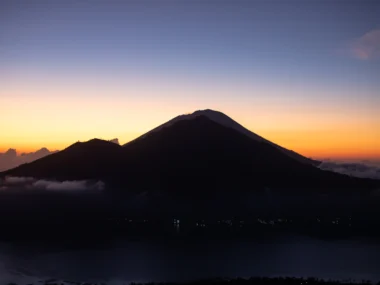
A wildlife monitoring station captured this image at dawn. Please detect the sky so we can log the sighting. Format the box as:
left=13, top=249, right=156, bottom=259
left=1, top=0, right=379, bottom=160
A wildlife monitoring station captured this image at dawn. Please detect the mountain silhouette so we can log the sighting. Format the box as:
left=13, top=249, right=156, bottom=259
left=2, top=139, right=123, bottom=181
left=125, top=109, right=320, bottom=166
left=1, top=110, right=378, bottom=194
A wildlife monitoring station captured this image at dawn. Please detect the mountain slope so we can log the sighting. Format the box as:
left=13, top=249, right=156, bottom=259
left=124, top=109, right=320, bottom=166
left=121, top=115, right=376, bottom=193
left=2, top=139, right=123, bottom=181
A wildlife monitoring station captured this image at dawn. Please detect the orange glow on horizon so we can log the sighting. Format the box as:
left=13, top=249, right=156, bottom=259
left=1, top=126, right=379, bottom=161
left=1, top=79, right=379, bottom=161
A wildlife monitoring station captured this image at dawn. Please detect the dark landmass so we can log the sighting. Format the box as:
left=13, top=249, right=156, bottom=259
left=0, top=189, right=380, bottom=246
left=2, top=113, right=378, bottom=194
left=0, top=111, right=379, bottom=244
left=6, top=276, right=380, bottom=285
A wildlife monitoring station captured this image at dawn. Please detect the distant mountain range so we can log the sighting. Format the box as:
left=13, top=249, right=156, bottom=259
left=1, top=110, right=379, bottom=194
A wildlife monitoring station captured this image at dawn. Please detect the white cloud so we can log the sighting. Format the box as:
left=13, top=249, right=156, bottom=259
left=349, top=29, right=380, bottom=60
left=0, top=176, right=105, bottom=192
left=3, top=176, right=35, bottom=184
left=33, top=180, right=88, bottom=191
left=319, top=161, right=380, bottom=180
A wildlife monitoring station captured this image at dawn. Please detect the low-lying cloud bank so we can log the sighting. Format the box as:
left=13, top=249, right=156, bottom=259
left=319, top=161, right=380, bottom=180
left=0, top=176, right=105, bottom=191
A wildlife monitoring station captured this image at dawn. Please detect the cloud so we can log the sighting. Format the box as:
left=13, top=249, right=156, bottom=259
left=109, top=138, right=120, bottom=145
left=0, top=149, right=17, bottom=171
left=33, top=179, right=105, bottom=191
left=0, top=148, right=58, bottom=172
left=0, top=176, right=105, bottom=192
left=33, top=179, right=89, bottom=191
left=319, top=161, right=380, bottom=180
left=349, top=29, right=380, bottom=60
left=3, top=176, right=35, bottom=185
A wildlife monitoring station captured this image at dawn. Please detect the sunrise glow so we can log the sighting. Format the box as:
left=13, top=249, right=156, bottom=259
left=1, top=1, right=379, bottom=161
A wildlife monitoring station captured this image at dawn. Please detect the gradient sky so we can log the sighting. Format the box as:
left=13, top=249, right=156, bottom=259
left=1, top=0, right=379, bottom=160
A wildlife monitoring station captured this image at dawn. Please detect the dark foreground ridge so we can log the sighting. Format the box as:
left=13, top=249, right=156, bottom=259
left=7, top=277, right=379, bottom=285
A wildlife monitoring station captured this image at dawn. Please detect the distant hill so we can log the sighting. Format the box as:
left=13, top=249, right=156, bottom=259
left=2, top=139, right=123, bottom=181
left=1, top=110, right=378, bottom=194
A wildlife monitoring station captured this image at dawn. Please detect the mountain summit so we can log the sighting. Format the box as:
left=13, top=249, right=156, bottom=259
left=125, top=109, right=319, bottom=166
left=1, top=110, right=378, bottom=193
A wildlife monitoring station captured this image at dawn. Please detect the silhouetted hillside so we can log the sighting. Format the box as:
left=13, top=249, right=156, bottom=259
left=2, top=139, right=123, bottom=181
left=120, top=115, right=377, bottom=194
left=124, top=109, right=320, bottom=166
left=2, top=113, right=378, bottom=195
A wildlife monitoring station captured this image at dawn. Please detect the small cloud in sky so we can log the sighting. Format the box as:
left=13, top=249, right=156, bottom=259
left=348, top=29, right=380, bottom=60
